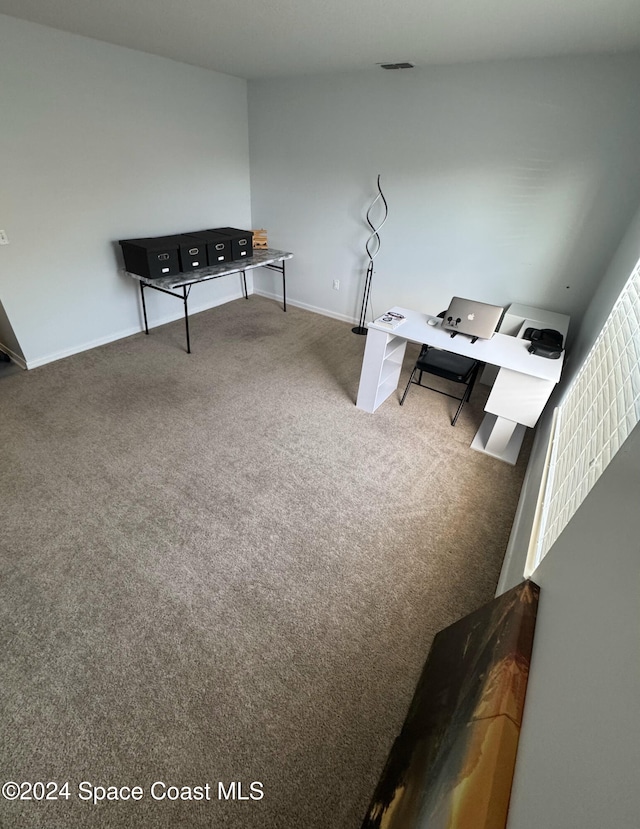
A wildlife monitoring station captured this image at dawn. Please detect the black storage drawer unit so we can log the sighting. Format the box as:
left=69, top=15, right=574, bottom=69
left=210, top=227, right=253, bottom=261
left=160, top=235, right=207, bottom=272
left=119, top=237, right=180, bottom=279
left=185, top=230, right=232, bottom=265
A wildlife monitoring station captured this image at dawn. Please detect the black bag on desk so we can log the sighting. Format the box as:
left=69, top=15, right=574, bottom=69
left=524, top=327, right=564, bottom=359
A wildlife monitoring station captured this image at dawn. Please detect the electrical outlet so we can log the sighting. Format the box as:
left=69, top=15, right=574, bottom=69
left=333, top=279, right=340, bottom=290
left=0, top=230, right=8, bottom=245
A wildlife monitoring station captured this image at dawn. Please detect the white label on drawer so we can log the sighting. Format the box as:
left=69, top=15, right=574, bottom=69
left=240, top=251, right=246, bottom=256
left=218, top=256, right=224, bottom=260
left=162, top=267, right=169, bottom=273
left=192, top=261, right=199, bottom=266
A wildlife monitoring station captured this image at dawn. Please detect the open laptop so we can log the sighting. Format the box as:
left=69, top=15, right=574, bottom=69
left=441, top=297, right=504, bottom=341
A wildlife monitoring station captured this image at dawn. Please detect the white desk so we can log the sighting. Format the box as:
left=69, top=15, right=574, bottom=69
left=356, top=305, right=569, bottom=464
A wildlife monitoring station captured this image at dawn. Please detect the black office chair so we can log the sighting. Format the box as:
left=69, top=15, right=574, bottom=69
left=399, top=344, right=482, bottom=425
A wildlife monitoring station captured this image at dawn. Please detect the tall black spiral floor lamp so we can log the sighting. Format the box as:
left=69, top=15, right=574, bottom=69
left=352, top=175, right=389, bottom=335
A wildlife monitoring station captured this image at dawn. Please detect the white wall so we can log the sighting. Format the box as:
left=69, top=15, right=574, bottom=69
left=505, top=419, right=640, bottom=829
left=0, top=300, right=24, bottom=364
left=0, top=15, right=251, bottom=367
left=497, top=198, right=640, bottom=823
left=569, top=200, right=640, bottom=371
left=248, top=55, right=640, bottom=326
left=497, top=196, right=640, bottom=592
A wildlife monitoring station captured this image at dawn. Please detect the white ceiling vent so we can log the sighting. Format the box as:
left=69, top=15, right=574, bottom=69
left=379, top=62, right=415, bottom=70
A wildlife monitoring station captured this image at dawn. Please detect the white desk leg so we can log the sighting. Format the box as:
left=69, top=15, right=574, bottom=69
left=473, top=365, right=554, bottom=464
left=356, top=329, right=407, bottom=412
left=484, top=416, right=518, bottom=454
left=471, top=414, right=527, bottom=465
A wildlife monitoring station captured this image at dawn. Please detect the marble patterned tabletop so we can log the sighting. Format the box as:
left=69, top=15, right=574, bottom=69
left=126, top=248, right=293, bottom=290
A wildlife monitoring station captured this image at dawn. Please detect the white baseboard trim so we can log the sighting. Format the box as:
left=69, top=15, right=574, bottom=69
left=25, top=288, right=359, bottom=370
left=25, top=290, right=245, bottom=369
left=253, top=288, right=357, bottom=326
left=0, top=344, right=28, bottom=370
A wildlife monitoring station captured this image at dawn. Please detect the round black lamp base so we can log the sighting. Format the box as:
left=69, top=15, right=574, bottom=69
left=351, top=326, right=368, bottom=335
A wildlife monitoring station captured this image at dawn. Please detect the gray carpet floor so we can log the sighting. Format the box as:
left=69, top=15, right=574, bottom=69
left=0, top=296, right=530, bottom=828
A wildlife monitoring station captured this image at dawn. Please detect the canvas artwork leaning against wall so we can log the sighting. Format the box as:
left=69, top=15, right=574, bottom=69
left=361, top=579, right=540, bottom=829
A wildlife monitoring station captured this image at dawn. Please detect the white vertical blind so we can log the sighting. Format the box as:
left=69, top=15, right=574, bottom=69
left=533, top=259, right=640, bottom=567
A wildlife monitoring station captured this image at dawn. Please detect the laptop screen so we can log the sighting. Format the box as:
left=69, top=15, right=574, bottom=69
left=441, top=297, right=504, bottom=340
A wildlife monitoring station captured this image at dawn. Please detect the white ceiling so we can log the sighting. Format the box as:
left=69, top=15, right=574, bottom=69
left=1, top=0, right=640, bottom=79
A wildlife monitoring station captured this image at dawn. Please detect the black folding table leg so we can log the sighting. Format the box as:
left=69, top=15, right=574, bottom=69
left=260, top=260, right=287, bottom=311
left=140, top=282, right=149, bottom=334
left=282, top=260, right=287, bottom=311
left=183, top=286, right=191, bottom=354
left=242, top=271, right=248, bottom=299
